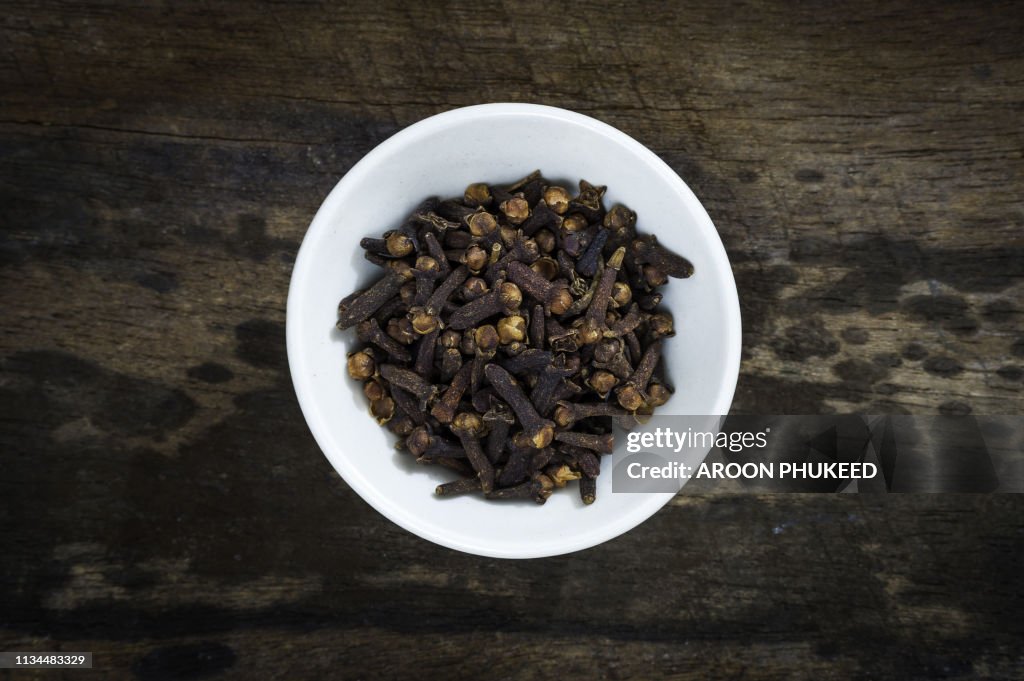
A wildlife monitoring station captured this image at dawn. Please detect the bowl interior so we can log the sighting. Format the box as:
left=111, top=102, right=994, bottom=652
left=287, top=104, right=740, bottom=558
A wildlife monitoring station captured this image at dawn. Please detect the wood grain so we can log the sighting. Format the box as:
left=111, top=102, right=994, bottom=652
left=1, top=1, right=1022, bottom=678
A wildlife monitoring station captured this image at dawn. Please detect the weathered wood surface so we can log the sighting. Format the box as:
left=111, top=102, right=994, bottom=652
left=1, top=1, right=1022, bottom=679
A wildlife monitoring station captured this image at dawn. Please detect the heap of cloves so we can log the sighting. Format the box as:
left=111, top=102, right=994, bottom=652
left=337, top=171, right=693, bottom=505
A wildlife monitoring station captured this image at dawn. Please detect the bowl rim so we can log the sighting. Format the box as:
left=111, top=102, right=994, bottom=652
left=286, top=103, right=742, bottom=558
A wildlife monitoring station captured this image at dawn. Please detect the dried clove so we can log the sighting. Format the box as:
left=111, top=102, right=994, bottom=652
left=390, top=384, right=427, bottom=426
left=579, top=477, right=597, bottom=505
left=369, top=396, right=395, bottom=424
left=337, top=271, right=409, bottom=330
left=380, top=364, right=438, bottom=410
left=602, top=204, right=637, bottom=255
left=435, top=477, right=483, bottom=496
left=570, top=179, right=607, bottom=223
left=483, top=401, right=515, bottom=464
left=529, top=303, right=546, bottom=347
left=637, top=291, right=663, bottom=312
left=409, top=265, right=470, bottom=335
left=438, top=346, right=463, bottom=383
left=387, top=317, right=417, bottom=345
left=534, top=228, right=556, bottom=254
left=631, top=235, right=695, bottom=279
left=499, top=348, right=553, bottom=375
left=506, top=261, right=572, bottom=315
left=542, top=186, right=571, bottom=215
left=485, top=363, right=555, bottom=448
left=610, top=282, right=632, bottom=308
left=615, top=339, right=663, bottom=411
left=422, top=232, right=450, bottom=277
left=387, top=414, right=416, bottom=438
left=520, top=200, right=562, bottom=236
left=646, top=311, right=675, bottom=339
left=586, top=369, right=619, bottom=398
left=530, top=447, right=556, bottom=473
left=500, top=196, right=531, bottom=225
left=414, top=328, right=439, bottom=379
left=406, top=426, right=465, bottom=459
left=547, top=463, right=582, bottom=488
left=581, top=246, right=626, bottom=343
left=338, top=172, right=691, bottom=505
left=471, top=324, right=499, bottom=392
left=530, top=353, right=580, bottom=416
left=552, top=401, right=630, bottom=428
left=357, top=318, right=412, bottom=363
left=646, top=381, right=674, bottom=407
left=554, top=431, right=615, bottom=454
left=385, top=230, right=415, bottom=257
left=497, top=443, right=532, bottom=487
left=575, top=228, right=610, bottom=278
left=464, top=182, right=493, bottom=208
left=624, top=329, right=643, bottom=363
left=607, top=303, right=643, bottom=338
left=451, top=412, right=495, bottom=493
left=431, top=361, right=473, bottom=424
left=447, top=282, right=522, bottom=330
left=363, top=378, right=387, bottom=402
left=496, top=315, right=527, bottom=344
left=347, top=350, right=376, bottom=380
left=530, top=256, right=559, bottom=281
left=461, top=276, right=489, bottom=301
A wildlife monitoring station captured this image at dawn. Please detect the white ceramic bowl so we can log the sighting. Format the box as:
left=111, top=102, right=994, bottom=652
left=287, top=104, right=740, bottom=558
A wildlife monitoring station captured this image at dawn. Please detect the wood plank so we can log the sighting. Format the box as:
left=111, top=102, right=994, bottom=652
left=1, top=1, right=1021, bottom=678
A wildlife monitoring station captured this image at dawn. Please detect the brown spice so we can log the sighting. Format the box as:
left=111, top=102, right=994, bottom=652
left=340, top=172, right=692, bottom=505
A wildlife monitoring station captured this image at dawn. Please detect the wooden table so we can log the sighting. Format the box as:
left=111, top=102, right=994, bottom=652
left=2, top=2, right=1021, bottom=678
